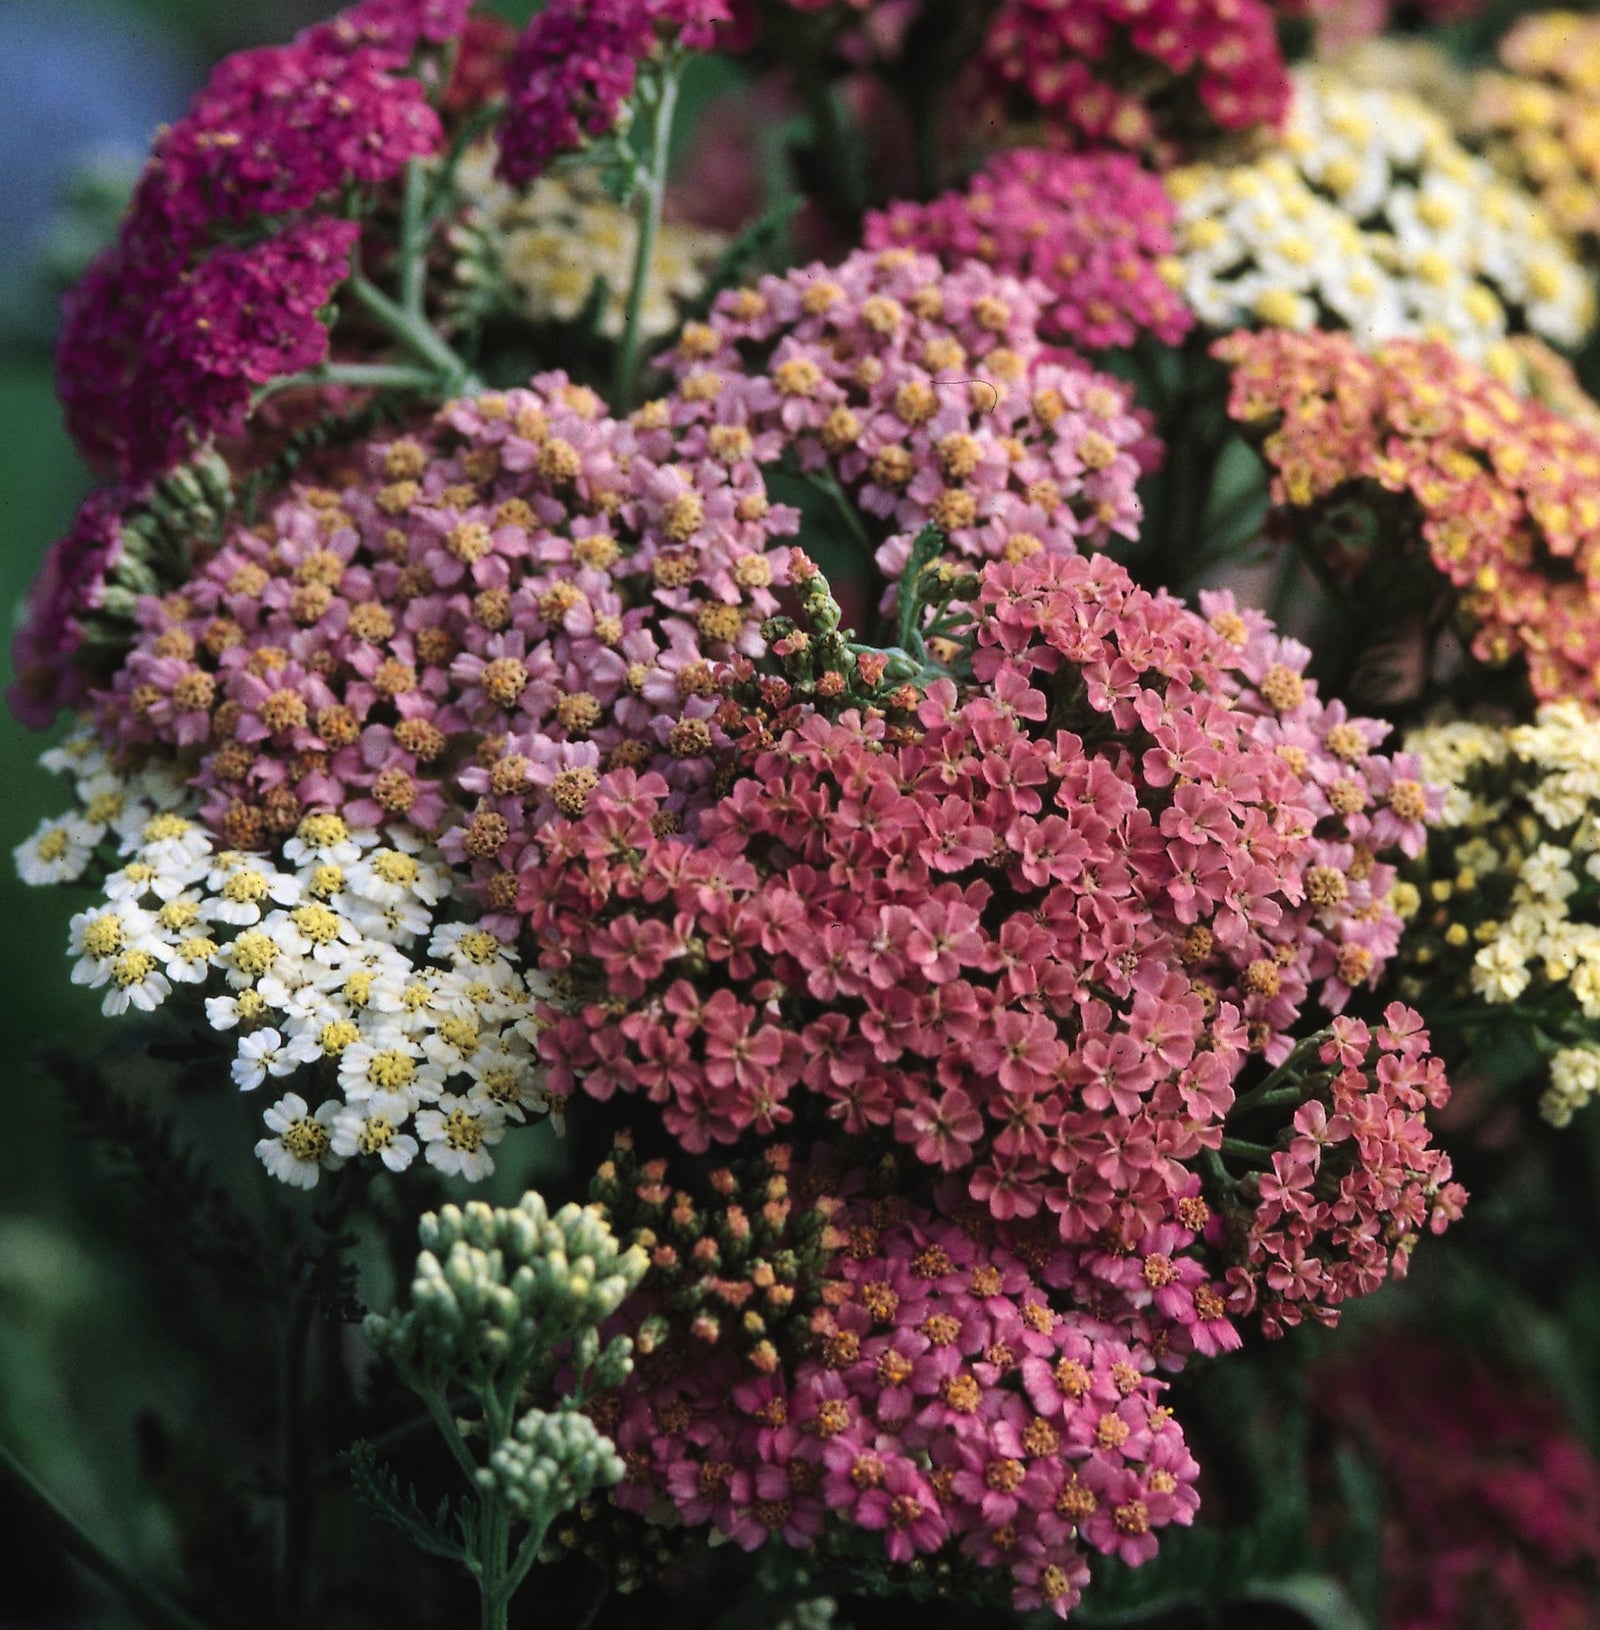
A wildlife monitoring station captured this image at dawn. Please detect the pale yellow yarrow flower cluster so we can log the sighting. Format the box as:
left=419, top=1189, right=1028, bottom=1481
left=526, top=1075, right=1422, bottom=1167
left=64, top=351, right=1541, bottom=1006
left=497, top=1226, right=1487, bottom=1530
left=453, top=148, right=727, bottom=342
left=1402, top=704, right=1600, bottom=1125
left=1166, top=68, right=1595, bottom=369
left=1470, top=11, right=1600, bottom=249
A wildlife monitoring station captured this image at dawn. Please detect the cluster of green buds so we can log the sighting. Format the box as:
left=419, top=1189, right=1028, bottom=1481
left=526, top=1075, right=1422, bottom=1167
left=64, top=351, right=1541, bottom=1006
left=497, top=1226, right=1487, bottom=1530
left=356, top=1193, right=648, bottom=1628
left=366, top=1194, right=645, bottom=1389
left=718, top=532, right=979, bottom=754
left=589, top=1134, right=843, bottom=1377
left=484, top=1407, right=624, bottom=1524
left=78, top=450, right=234, bottom=661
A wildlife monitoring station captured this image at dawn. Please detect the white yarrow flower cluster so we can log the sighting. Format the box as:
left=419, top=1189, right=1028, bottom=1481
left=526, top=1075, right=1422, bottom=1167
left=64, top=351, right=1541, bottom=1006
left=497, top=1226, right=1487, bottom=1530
left=1166, top=68, right=1596, bottom=367
left=19, top=732, right=554, bottom=1187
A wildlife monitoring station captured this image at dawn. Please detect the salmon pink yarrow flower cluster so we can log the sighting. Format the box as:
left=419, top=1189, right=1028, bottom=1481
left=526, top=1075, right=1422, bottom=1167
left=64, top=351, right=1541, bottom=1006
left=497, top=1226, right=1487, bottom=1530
left=599, top=1185, right=1200, bottom=1618
left=864, top=150, right=1193, bottom=352
left=977, top=0, right=1291, bottom=155
left=96, top=371, right=794, bottom=921
left=658, top=248, right=1146, bottom=610
left=525, top=549, right=1456, bottom=1332
left=1217, top=326, right=1600, bottom=707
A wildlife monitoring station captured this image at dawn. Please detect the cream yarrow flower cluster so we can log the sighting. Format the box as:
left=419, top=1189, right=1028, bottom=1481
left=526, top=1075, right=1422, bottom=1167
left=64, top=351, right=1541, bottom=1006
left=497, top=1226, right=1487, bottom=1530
left=451, top=149, right=727, bottom=343
left=18, top=732, right=554, bottom=1188
left=1401, top=704, right=1600, bottom=1124
left=1167, top=68, right=1594, bottom=367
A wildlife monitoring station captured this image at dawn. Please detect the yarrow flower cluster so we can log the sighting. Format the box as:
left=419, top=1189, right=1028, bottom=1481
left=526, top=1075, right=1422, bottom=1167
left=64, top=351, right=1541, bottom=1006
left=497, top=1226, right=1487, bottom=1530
left=1217, top=326, right=1600, bottom=707
left=1319, top=1337, right=1600, bottom=1630
left=1166, top=70, right=1594, bottom=364
left=659, top=247, right=1146, bottom=610
left=1399, top=704, right=1600, bottom=1126
left=526, top=549, right=1459, bottom=1334
left=56, top=5, right=464, bottom=484
left=864, top=150, right=1193, bottom=352
left=1470, top=11, right=1600, bottom=253
left=451, top=153, right=728, bottom=343
left=975, top=0, right=1290, bottom=156
left=595, top=1177, right=1203, bottom=1619
left=18, top=732, right=553, bottom=1188
left=93, top=371, right=793, bottom=896
left=496, top=0, right=730, bottom=186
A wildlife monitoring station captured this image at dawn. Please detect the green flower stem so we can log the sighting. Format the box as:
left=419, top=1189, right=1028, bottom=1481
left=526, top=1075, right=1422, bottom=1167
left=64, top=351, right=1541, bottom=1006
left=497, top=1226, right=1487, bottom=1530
left=613, top=64, right=683, bottom=409
left=0, top=1440, right=212, bottom=1630
left=1220, top=1137, right=1276, bottom=1165
left=1229, top=1030, right=1330, bottom=1116
left=254, top=361, right=448, bottom=404
left=347, top=270, right=482, bottom=393
left=399, top=158, right=429, bottom=319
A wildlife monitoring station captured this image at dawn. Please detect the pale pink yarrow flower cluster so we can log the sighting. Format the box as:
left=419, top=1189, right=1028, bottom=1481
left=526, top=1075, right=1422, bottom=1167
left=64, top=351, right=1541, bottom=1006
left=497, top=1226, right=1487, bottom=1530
left=657, top=247, right=1146, bottom=612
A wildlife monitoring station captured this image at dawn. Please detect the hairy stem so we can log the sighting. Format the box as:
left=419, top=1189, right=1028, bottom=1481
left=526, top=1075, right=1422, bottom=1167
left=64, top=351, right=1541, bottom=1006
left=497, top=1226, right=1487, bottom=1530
left=612, top=66, right=682, bottom=409
left=347, top=270, right=481, bottom=393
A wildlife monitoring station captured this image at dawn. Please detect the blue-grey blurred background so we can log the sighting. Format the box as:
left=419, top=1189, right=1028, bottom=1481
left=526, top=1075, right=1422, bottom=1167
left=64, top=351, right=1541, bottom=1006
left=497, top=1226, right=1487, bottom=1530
left=0, top=6, right=540, bottom=1624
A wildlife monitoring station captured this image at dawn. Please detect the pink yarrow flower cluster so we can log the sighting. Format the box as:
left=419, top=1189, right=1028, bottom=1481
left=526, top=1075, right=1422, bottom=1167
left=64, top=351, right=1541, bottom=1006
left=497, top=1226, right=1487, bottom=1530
left=525, top=548, right=1459, bottom=1333
left=56, top=1, right=466, bottom=485
left=497, top=0, right=732, bottom=186
left=977, top=0, right=1291, bottom=155
left=864, top=150, right=1193, bottom=352
left=602, top=1192, right=1200, bottom=1618
left=658, top=247, right=1146, bottom=611
left=96, top=372, right=793, bottom=933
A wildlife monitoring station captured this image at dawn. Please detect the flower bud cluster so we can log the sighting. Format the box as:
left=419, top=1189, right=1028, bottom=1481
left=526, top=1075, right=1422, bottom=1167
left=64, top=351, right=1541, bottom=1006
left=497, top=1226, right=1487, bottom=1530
left=9, top=452, right=234, bottom=729
left=590, top=1133, right=839, bottom=1371
left=484, top=1408, right=627, bottom=1520
left=367, top=1193, right=647, bottom=1383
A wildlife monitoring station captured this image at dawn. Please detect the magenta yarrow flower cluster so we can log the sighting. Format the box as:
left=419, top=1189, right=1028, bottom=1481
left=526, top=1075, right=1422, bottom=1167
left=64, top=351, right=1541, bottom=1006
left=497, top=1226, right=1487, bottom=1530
left=525, top=548, right=1459, bottom=1333
left=660, top=247, right=1146, bottom=611
left=603, top=1187, right=1200, bottom=1619
left=864, top=150, right=1193, bottom=352
left=96, top=373, right=793, bottom=936
left=11, top=494, right=130, bottom=731
left=496, top=0, right=732, bottom=186
left=978, top=0, right=1291, bottom=154
left=57, top=2, right=468, bottom=484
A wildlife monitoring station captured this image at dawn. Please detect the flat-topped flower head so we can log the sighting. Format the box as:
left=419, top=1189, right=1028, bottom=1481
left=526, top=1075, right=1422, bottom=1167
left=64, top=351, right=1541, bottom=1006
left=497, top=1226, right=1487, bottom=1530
left=660, top=247, right=1145, bottom=613
left=598, top=1177, right=1199, bottom=1616
left=1167, top=69, right=1594, bottom=365
left=57, top=3, right=458, bottom=484
left=96, top=370, right=794, bottom=912
left=1217, top=326, right=1600, bottom=707
left=865, top=150, right=1192, bottom=353
left=496, top=0, right=731, bottom=186
left=976, top=0, right=1290, bottom=158
left=1401, top=702, right=1600, bottom=1127
left=526, top=549, right=1459, bottom=1334
left=1471, top=11, right=1600, bottom=253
